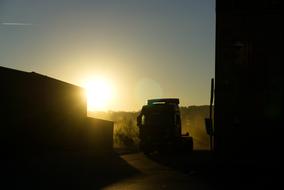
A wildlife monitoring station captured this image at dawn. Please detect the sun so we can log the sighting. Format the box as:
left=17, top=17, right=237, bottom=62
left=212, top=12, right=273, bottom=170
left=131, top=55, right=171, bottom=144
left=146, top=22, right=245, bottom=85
left=84, top=77, right=114, bottom=111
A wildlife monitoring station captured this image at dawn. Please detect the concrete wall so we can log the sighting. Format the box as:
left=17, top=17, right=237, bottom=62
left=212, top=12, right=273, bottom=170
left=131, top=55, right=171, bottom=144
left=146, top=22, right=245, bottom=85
left=0, top=66, right=113, bottom=154
left=85, top=117, right=114, bottom=152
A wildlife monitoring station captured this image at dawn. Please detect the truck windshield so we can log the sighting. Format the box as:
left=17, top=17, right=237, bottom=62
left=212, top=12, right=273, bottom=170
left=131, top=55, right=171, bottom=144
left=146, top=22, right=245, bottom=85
left=146, top=113, right=174, bottom=125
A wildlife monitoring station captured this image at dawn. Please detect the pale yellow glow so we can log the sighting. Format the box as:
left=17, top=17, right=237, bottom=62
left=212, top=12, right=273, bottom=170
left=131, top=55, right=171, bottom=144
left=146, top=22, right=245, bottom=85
left=83, top=77, right=115, bottom=111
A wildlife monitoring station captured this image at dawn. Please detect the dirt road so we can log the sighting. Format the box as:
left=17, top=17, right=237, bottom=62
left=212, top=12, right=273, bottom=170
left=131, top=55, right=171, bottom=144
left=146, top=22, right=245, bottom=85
left=103, top=152, right=211, bottom=190
left=1, top=150, right=280, bottom=189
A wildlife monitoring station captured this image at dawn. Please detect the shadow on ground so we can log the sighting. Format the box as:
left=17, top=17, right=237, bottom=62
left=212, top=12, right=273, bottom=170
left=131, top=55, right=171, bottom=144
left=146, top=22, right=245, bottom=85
left=145, top=150, right=214, bottom=180
left=145, top=150, right=282, bottom=189
left=1, top=150, right=140, bottom=189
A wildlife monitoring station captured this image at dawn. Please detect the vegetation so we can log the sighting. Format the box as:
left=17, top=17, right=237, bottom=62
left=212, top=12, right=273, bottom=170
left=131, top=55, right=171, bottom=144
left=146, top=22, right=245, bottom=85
left=90, top=111, right=140, bottom=149
left=90, top=106, right=213, bottom=150
left=180, top=106, right=213, bottom=149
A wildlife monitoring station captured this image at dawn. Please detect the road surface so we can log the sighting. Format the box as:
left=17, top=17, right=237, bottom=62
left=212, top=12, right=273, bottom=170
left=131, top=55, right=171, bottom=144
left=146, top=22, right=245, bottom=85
left=103, top=152, right=211, bottom=190
left=1, top=150, right=280, bottom=189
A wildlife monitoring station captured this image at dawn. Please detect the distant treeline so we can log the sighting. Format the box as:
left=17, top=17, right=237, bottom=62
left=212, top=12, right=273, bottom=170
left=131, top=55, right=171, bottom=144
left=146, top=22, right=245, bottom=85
left=89, top=105, right=213, bottom=150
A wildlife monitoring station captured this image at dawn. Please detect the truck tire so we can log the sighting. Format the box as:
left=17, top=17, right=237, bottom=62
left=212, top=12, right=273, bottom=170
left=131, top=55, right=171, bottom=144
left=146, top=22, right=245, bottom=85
left=181, top=137, right=193, bottom=153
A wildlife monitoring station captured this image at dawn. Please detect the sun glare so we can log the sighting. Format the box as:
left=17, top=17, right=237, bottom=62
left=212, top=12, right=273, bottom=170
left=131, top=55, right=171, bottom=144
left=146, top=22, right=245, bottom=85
left=84, top=77, right=114, bottom=111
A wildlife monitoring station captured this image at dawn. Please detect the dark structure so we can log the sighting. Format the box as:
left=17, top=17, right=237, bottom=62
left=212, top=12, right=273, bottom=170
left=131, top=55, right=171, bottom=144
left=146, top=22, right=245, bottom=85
left=0, top=66, right=113, bottom=154
left=215, top=0, right=283, bottom=164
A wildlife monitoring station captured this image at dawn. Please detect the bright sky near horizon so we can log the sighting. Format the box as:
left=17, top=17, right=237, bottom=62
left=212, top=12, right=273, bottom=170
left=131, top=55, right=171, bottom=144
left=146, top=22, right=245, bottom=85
left=0, top=0, right=215, bottom=111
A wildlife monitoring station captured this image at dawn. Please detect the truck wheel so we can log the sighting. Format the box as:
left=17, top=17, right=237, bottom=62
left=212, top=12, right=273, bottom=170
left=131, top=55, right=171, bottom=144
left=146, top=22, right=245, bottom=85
left=140, top=142, right=152, bottom=154
left=182, top=137, right=193, bottom=153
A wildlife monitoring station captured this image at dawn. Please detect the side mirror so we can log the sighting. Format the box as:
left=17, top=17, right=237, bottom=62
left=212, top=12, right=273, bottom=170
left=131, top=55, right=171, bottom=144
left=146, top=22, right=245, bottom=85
left=205, top=118, right=213, bottom=135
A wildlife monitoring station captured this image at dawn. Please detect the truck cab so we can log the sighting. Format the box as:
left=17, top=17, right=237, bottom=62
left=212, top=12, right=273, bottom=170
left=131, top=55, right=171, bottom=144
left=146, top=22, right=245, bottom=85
left=137, top=98, right=193, bottom=153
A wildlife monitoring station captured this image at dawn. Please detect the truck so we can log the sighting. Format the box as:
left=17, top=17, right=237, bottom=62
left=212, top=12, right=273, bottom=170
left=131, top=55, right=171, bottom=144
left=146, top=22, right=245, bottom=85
left=137, top=98, right=193, bottom=153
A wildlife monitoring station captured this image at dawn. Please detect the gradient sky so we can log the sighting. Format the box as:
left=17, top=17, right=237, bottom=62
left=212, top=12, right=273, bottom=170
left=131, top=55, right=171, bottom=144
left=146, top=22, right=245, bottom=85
left=0, top=0, right=215, bottom=111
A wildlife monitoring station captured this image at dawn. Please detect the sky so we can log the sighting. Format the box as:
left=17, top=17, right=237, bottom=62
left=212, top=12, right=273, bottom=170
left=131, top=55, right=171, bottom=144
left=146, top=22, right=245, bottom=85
left=0, top=0, right=215, bottom=111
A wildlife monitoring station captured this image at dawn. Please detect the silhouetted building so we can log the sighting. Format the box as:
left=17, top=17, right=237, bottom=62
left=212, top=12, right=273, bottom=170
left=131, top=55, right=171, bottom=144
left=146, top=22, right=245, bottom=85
left=0, top=66, right=113, bottom=154
left=215, top=0, right=283, bottom=164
